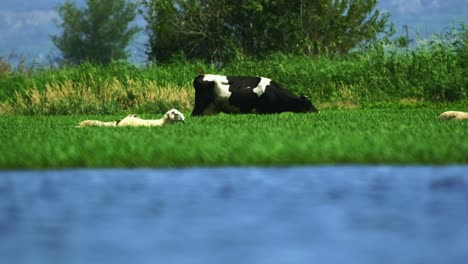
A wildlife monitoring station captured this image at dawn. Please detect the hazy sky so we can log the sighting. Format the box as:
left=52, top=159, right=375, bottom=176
left=0, top=0, right=467, bottom=63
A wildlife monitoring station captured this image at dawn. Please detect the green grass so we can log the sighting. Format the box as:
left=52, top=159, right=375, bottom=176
left=1, top=41, right=466, bottom=115
left=1, top=108, right=467, bottom=169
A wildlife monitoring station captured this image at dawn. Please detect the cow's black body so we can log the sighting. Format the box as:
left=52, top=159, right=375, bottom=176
left=192, top=74, right=318, bottom=116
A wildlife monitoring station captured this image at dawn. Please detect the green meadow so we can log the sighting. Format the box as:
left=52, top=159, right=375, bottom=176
left=0, top=108, right=467, bottom=169
left=1, top=40, right=466, bottom=169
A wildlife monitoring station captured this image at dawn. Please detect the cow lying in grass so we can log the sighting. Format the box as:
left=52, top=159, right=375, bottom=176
left=192, top=74, right=319, bottom=115
left=438, top=111, right=468, bottom=121
left=79, top=109, right=185, bottom=127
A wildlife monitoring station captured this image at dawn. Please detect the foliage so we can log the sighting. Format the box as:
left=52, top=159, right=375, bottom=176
left=51, top=0, right=141, bottom=65
left=297, top=0, right=394, bottom=55
left=141, top=0, right=236, bottom=62
left=1, top=33, right=466, bottom=115
left=0, top=108, right=467, bottom=169
left=141, top=0, right=393, bottom=62
left=0, top=61, right=199, bottom=114
left=0, top=54, right=37, bottom=77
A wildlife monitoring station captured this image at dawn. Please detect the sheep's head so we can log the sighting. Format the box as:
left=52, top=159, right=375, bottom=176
left=164, top=109, right=185, bottom=124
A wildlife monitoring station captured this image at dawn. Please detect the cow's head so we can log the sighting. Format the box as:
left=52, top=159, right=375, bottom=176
left=295, top=94, right=319, bottom=113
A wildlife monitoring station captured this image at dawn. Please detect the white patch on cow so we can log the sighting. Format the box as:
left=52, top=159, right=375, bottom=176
left=252, top=77, right=271, bottom=96
left=202, top=74, right=241, bottom=113
left=203, top=74, right=231, bottom=98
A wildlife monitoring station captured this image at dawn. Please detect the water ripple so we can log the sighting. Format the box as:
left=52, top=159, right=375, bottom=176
left=0, top=166, right=467, bottom=264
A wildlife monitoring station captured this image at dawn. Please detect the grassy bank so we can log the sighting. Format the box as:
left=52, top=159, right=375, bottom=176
left=0, top=42, right=466, bottom=115
left=1, top=108, right=467, bottom=169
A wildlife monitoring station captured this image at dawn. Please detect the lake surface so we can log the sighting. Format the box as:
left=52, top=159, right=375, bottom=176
left=1, top=166, right=467, bottom=264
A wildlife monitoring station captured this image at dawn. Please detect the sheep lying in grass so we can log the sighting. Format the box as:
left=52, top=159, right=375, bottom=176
left=438, top=111, right=468, bottom=121
left=79, top=109, right=185, bottom=127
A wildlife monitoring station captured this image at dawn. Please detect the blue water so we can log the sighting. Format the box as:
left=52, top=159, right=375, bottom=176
left=1, top=166, right=467, bottom=264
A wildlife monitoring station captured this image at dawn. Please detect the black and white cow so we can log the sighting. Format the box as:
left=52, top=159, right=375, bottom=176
left=192, top=74, right=319, bottom=115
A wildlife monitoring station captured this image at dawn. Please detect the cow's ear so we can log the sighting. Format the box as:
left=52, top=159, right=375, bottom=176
left=300, top=94, right=308, bottom=100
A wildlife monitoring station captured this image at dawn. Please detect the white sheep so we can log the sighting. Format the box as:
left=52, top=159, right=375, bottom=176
left=79, top=109, right=185, bottom=127
left=438, top=111, right=468, bottom=121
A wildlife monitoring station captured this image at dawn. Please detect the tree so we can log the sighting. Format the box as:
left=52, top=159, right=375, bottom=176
left=298, top=0, right=393, bottom=55
left=52, top=0, right=141, bottom=65
left=141, top=0, right=237, bottom=63
left=141, top=0, right=179, bottom=62
left=141, top=0, right=394, bottom=62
